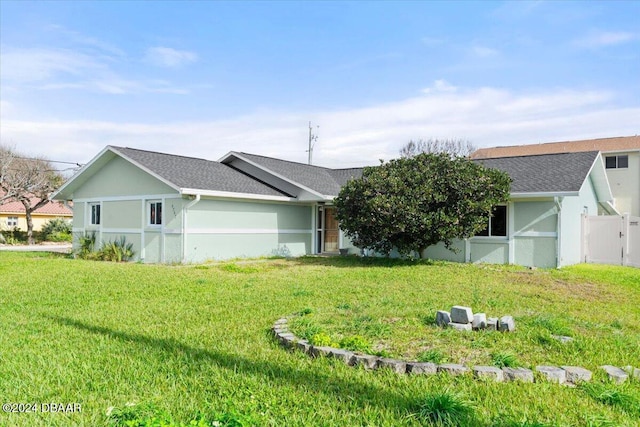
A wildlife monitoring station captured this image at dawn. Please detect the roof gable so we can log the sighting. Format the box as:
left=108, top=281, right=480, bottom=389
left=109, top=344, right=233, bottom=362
left=222, top=152, right=363, bottom=197
left=53, top=146, right=293, bottom=201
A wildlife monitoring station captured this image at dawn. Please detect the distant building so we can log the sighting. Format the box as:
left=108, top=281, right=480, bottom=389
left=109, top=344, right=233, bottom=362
left=472, top=136, right=640, bottom=216
left=0, top=194, right=72, bottom=231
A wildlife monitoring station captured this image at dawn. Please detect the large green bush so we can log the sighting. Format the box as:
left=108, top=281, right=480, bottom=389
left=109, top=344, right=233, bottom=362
left=41, top=218, right=72, bottom=242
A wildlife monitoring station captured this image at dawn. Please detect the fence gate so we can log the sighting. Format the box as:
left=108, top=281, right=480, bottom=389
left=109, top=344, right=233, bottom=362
left=583, top=215, right=640, bottom=267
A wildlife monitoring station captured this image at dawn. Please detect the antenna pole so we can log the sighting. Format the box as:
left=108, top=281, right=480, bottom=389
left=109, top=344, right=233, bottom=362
left=307, top=121, right=318, bottom=165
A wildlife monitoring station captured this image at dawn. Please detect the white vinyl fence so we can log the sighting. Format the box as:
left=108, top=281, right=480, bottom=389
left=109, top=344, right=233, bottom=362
left=582, top=214, right=640, bottom=268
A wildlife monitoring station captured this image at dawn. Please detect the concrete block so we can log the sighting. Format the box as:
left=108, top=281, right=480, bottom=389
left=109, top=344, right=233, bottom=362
left=295, top=340, right=312, bottom=354
left=376, top=358, right=407, bottom=374
left=309, top=346, right=333, bottom=358
left=499, top=316, right=516, bottom=332
left=623, top=366, right=640, bottom=380
left=472, top=313, right=487, bottom=330
left=561, top=366, right=592, bottom=384
left=536, top=366, right=566, bottom=384
left=406, top=362, right=437, bottom=375
left=600, top=365, right=628, bottom=384
left=450, top=306, right=473, bottom=324
left=352, top=354, right=379, bottom=370
left=329, top=348, right=355, bottom=365
left=436, top=310, right=451, bottom=327
left=487, top=317, right=499, bottom=331
left=437, top=363, right=470, bottom=376
left=448, top=322, right=473, bottom=331
left=274, top=318, right=288, bottom=326
left=277, top=332, right=296, bottom=347
left=503, top=367, right=534, bottom=382
left=552, top=335, right=573, bottom=344
left=473, top=366, right=504, bottom=382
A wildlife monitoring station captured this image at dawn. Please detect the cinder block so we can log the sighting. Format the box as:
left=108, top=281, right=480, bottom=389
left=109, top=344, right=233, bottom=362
left=561, top=366, right=592, bottom=384
left=536, top=366, right=566, bottom=384
left=450, top=306, right=473, bottom=324
left=406, top=362, right=437, bottom=375
left=473, top=366, right=504, bottom=382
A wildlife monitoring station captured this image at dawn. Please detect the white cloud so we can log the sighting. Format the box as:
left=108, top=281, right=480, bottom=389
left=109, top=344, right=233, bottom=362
left=0, top=48, right=104, bottom=82
left=144, top=47, right=198, bottom=68
left=422, top=79, right=458, bottom=94
left=574, top=31, right=637, bottom=48
left=1, top=84, right=638, bottom=168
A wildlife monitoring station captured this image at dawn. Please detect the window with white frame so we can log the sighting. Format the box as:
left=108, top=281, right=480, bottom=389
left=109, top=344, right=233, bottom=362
left=148, top=201, right=162, bottom=226
left=605, top=155, right=628, bottom=169
left=7, top=216, right=18, bottom=227
left=476, top=205, right=507, bottom=237
left=89, top=203, right=101, bottom=225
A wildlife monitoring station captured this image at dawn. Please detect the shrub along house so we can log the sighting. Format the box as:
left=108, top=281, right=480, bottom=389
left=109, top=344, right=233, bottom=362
left=52, top=146, right=615, bottom=267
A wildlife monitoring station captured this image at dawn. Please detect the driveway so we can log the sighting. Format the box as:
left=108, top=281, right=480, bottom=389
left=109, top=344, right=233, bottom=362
left=0, top=243, right=72, bottom=253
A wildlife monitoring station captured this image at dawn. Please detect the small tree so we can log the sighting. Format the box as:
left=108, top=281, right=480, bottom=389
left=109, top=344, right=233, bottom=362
left=0, top=145, right=64, bottom=244
left=400, top=138, right=476, bottom=158
left=334, top=153, right=511, bottom=258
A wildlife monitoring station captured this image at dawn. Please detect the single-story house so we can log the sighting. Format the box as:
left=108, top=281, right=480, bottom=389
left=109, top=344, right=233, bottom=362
left=0, top=193, right=72, bottom=231
left=472, top=135, right=640, bottom=216
left=52, top=146, right=616, bottom=267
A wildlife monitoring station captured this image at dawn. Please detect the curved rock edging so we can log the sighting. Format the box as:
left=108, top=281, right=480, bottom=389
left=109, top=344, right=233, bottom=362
left=272, top=317, right=638, bottom=385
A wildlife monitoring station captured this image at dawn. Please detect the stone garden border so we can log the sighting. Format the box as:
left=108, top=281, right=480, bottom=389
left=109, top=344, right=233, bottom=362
left=272, top=316, right=639, bottom=385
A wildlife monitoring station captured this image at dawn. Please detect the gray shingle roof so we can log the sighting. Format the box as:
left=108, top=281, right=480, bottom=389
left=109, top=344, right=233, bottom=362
left=235, top=152, right=363, bottom=196
left=474, top=151, right=599, bottom=193
left=112, top=147, right=289, bottom=197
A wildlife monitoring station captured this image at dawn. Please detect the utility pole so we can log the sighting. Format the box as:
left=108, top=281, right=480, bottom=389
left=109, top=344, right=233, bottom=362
left=307, top=121, right=318, bottom=165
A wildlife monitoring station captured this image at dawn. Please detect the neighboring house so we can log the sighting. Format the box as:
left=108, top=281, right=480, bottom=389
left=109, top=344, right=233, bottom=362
left=0, top=194, right=72, bottom=232
left=52, top=146, right=614, bottom=268
left=472, top=136, right=640, bottom=216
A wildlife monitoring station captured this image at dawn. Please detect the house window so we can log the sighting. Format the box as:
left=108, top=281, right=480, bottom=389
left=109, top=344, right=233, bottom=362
left=605, top=155, right=628, bottom=169
left=149, top=201, right=162, bottom=226
left=7, top=216, right=18, bottom=227
left=89, top=203, right=101, bottom=225
left=476, top=205, right=507, bottom=237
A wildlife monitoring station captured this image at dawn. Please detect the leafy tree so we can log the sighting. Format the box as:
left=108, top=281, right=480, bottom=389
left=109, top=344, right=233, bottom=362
left=334, top=153, right=511, bottom=258
left=0, top=145, right=64, bottom=244
left=399, top=138, right=476, bottom=158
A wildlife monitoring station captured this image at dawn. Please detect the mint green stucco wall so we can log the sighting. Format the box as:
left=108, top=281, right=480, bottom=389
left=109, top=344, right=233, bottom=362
left=514, top=237, right=556, bottom=267
left=469, top=240, right=509, bottom=264
left=74, top=156, right=176, bottom=198
left=423, top=241, right=466, bottom=262
left=513, top=201, right=556, bottom=233
left=182, top=199, right=312, bottom=262
left=102, top=200, right=142, bottom=229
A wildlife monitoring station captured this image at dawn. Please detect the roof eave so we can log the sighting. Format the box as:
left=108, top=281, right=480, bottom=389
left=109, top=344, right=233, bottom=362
left=180, top=188, right=297, bottom=202
left=510, top=191, right=579, bottom=199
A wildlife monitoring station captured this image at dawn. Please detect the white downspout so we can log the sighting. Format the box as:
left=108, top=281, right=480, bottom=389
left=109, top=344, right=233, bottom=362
left=182, top=194, right=201, bottom=263
left=555, top=197, right=563, bottom=268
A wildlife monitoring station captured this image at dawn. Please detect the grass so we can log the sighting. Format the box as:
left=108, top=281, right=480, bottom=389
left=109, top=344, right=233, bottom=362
left=0, top=252, right=638, bottom=426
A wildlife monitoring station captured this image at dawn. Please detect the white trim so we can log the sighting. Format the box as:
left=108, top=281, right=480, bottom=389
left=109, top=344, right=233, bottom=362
left=507, top=201, right=515, bottom=264
left=470, top=236, right=509, bottom=243
left=94, top=228, right=142, bottom=234
left=218, top=152, right=326, bottom=199
left=183, top=228, right=313, bottom=235
left=51, top=145, right=114, bottom=200
left=510, top=191, right=578, bottom=199
left=74, top=194, right=180, bottom=203
left=180, top=188, right=297, bottom=202
left=513, top=231, right=558, bottom=238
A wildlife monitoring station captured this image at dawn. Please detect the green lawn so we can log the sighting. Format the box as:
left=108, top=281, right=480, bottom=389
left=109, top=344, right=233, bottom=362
left=0, top=252, right=638, bottom=426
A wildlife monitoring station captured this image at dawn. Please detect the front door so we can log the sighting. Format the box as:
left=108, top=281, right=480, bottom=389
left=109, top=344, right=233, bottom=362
left=324, top=207, right=339, bottom=252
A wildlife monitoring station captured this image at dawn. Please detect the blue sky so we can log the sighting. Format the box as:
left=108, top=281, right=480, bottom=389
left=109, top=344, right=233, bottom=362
left=1, top=1, right=639, bottom=169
